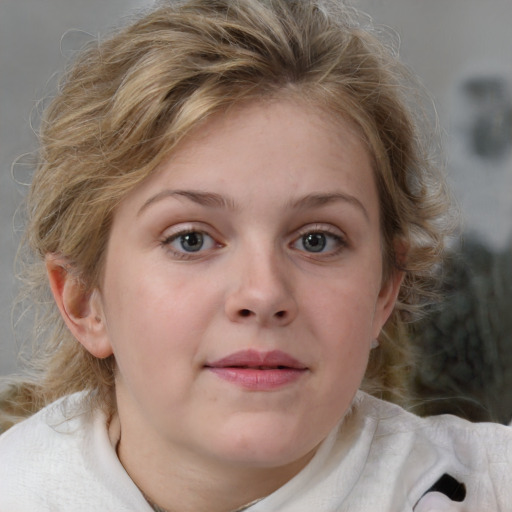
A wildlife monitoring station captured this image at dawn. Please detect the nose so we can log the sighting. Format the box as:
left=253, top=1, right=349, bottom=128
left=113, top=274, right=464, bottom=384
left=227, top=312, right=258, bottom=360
left=224, top=246, right=298, bottom=327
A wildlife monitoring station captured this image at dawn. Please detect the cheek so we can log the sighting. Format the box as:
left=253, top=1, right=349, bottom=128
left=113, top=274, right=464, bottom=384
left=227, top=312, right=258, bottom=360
left=101, top=263, right=219, bottom=373
left=305, top=276, right=380, bottom=341
left=100, top=267, right=169, bottom=376
left=301, top=276, right=378, bottom=383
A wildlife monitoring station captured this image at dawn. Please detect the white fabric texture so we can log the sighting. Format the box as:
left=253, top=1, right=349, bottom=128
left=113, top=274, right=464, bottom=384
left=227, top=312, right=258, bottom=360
left=0, top=391, right=510, bottom=511
left=414, top=492, right=466, bottom=512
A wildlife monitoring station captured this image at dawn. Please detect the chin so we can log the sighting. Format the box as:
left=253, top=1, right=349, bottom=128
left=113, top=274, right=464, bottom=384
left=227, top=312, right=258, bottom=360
left=208, top=415, right=323, bottom=469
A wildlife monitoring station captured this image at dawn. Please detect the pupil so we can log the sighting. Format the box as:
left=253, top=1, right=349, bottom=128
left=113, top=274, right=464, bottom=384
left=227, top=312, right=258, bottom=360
left=181, top=232, right=203, bottom=252
left=303, top=233, right=326, bottom=252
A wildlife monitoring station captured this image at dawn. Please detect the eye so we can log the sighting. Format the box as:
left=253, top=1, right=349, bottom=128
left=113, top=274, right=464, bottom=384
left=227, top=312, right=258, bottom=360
left=292, top=228, right=346, bottom=255
left=162, top=229, right=218, bottom=255
left=301, top=232, right=328, bottom=253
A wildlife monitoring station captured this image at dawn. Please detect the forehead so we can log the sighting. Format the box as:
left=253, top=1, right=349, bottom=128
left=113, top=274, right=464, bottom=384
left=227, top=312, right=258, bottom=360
left=118, top=98, right=378, bottom=218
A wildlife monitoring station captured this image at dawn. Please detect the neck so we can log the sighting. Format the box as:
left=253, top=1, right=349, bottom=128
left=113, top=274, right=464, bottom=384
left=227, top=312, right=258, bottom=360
left=144, top=493, right=262, bottom=512
left=116, top=429, right=315, bottom=512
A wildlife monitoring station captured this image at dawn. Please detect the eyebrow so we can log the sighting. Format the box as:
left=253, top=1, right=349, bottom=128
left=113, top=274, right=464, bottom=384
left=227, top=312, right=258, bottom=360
left=137, top=189, right=237, bottom=216
left=289, top=192, right=370, bottom=221
left=138, top=189, right=369, bottom=221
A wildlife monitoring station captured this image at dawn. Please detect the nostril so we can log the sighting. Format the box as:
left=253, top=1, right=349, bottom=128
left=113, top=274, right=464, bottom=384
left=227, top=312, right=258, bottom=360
left=235, top=309, right=289, bottom=320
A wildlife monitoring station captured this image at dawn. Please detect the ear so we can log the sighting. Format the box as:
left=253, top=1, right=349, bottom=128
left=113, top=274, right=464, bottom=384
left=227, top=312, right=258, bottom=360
left=372, top=267, right=404, bottom=338
left=371, top=241, right=407, bottom=339
left=46, top=254, right=113, bottom=359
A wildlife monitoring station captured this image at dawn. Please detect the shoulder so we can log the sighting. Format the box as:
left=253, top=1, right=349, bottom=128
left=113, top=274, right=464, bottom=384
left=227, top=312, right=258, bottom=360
left=0, top=392, right=148, bottom=511
left=0, top=393, right=92, bottom=507
left=353, top=392, right=512, bottom=509
left=0, top=392, right=92, bottom=467
left=356, top=391, right=512, bottom=462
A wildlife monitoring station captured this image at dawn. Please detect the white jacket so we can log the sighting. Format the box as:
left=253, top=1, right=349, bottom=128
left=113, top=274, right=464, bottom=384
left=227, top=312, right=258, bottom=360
left=0, top=391, right=510, bottom=511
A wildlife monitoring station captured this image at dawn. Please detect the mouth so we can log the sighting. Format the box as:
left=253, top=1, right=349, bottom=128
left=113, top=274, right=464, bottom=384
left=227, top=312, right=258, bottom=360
left=204, top=349, right=308, bottom=390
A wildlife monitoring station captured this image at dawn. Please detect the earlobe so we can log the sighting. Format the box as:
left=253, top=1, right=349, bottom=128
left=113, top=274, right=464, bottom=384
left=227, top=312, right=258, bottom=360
left=45, top=254, right=113, bottom=359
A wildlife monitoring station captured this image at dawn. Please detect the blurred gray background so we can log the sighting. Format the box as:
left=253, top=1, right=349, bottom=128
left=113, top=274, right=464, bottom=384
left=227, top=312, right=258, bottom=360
left=1, top=0, right=511, bottom=419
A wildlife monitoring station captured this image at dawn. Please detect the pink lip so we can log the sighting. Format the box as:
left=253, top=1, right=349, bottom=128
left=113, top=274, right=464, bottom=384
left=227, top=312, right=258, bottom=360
left=205, top=350, right=308, bottom=391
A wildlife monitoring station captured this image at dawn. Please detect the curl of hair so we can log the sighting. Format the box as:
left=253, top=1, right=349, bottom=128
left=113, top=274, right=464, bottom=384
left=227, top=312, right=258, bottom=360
left=1, top=0, right=453, bottom=431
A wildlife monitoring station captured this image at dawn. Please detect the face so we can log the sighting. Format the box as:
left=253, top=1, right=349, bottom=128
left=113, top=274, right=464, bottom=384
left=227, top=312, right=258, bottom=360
left=86, top=100, right=399, bottom=476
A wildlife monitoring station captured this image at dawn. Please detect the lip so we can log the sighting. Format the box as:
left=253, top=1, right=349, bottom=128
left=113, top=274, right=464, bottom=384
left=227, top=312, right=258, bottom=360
left=204, top=349, right=308, bottom=391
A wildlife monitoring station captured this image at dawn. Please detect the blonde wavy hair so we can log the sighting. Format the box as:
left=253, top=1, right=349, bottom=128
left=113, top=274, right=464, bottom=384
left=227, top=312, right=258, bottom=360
left=1, top=0, right=452, bottom=430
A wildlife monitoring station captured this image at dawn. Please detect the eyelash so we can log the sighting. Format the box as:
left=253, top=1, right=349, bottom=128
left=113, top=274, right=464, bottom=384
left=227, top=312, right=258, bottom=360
left=160, top=224, right=348, bottom=261
left=291, top=225, right=348, bottom=257
left=161, top=228, right=221, bottom=260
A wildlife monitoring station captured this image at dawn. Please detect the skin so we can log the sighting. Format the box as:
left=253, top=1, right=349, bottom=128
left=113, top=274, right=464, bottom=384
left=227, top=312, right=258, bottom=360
left=47, top=99, right=402, bottom=512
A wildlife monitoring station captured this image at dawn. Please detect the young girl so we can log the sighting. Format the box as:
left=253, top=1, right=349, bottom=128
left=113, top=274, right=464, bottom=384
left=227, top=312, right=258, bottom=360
left=0, top=1, right=510, bottom=510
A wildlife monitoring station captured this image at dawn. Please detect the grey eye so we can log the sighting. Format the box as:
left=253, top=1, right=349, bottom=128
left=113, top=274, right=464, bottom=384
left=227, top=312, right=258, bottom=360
left=291, top=229, right=346, bottom=256
left=301, top=233, right=327, bottom=252
left=179, top=232, right=204, bottom=252
left=164, top=230, right=217, bottom=254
